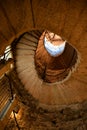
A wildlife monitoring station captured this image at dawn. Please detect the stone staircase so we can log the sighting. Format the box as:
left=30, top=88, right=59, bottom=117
left=12, top=29, right=87, bottom=109
left=14, top=30, right=43, bottom=96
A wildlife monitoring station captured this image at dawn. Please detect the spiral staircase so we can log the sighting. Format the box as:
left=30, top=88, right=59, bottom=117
left=0, top=0, right=87, bottom=129
left=12, top=29, right=87, bottom=110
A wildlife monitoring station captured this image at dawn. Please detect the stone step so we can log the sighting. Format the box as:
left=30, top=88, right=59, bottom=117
left=22, top=32, right=39, bottom=44
left=16, top=43, right=37, bottom=50
left=16, top=49, right=36, bottom=56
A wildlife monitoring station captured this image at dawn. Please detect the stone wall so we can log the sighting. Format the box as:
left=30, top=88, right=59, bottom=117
left=5, top=70, right=87, bottom=130
left=0, top=0, right=87, bottom=55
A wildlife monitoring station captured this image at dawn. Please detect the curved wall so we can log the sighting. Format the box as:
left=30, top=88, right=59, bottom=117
left=0, top=0, right=87, bottom=54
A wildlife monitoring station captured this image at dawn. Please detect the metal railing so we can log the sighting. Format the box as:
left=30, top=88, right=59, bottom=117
left=0, top=74, right=14, bottom=119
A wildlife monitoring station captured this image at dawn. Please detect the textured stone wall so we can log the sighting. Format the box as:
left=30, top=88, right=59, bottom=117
left=0, top=0, right=33, bottom=55
left=4, top=70, right=87, bottom=130
left=5, top=101, right=87, bottom=130
left=0, top=0, right=87, bottom=54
